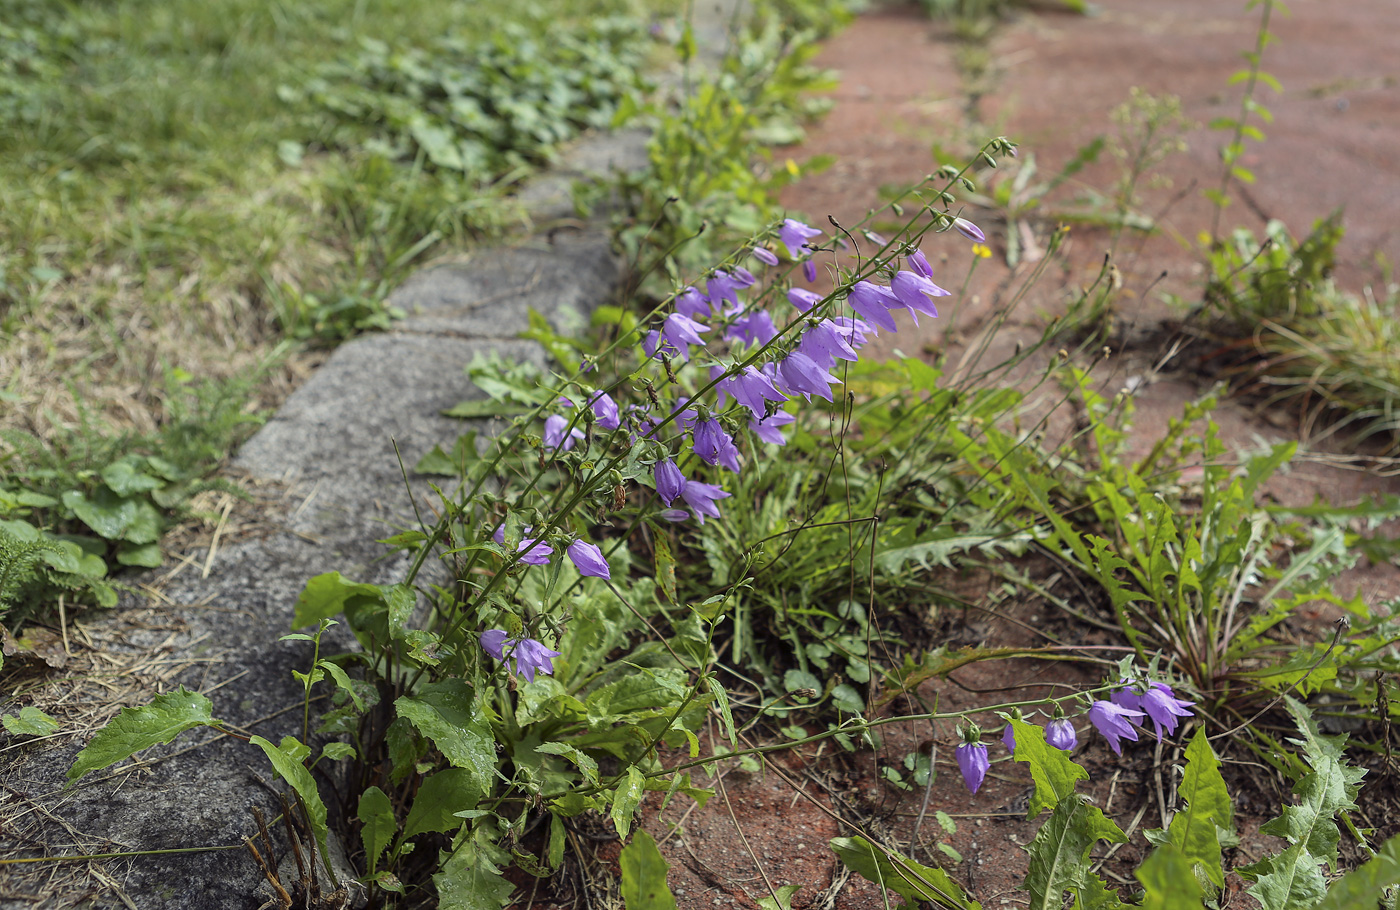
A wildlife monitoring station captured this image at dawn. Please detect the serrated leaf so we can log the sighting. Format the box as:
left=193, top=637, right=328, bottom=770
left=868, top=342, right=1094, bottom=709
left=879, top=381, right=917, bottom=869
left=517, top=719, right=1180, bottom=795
left=395, top=679, right=496, bottom=796
left=707, top=677, right=736, bottom=747
left=1137, top=845, right=1205, bottom=910
left=403, top=769, right=481, bottom=840
left=3, top=706, right=59, bottom=736
left=321, top=742, right=356, bottom=761
left=1010, top=718, right=1088, bottom=817
left=1166, top=728, right=1231, bottom=887
left=68, top=687, right=219, bottom=783
left=357, top=786, right=395, bottom=874
left=250, top=735, right=333, bottom=880
left=1247, top=843, right=1327, bottom=910
left=536, top=741, right=599, bottom=785
left=1314, top=831, right=1400, bottom=910
left=1024, top=797, right=1126, bottom=910
left=830, top=835, right=980, bottom=909
left=620, top=829, right=677, bottom=910
left=610, top=766, right=645, bottom=839
left=435, top=837, right=514, bottom=910
left=653, top=530, right=677, bottom=605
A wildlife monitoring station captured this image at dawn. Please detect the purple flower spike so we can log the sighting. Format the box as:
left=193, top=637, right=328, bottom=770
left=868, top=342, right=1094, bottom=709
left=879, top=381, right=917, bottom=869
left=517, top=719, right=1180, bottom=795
left=776, top=351, right=841, bottom=402
left=956, top=741, right=990, bottom=794
left=588, top=391, right=621, bottom=430
left=847, top=281, right=901, bottom=333
left=802, top=260, right=818, bottom=283
left=1002, top=723, right=1016, bottom=753
left=692, top=418, right=742, bottom=473
left=725, top=309, right=778, bottom=346
left=909, top=248, right=934, bottom=279
left=1046, top=718, right=1078, bottom=751
left=676, top=286, right=712, bottom=321
left=891, top=270, right=950, bottom=321
left=680, top=480, right=730, bottom=524
left=954, top=217, right=986, bottom=244
left=798, top=319, right=860, bottom=371
left=1088, top=700, right=1144, bottom=755
left=480, top=631, right=562, bottom=684
left=752, top=247, right=780, bottom=266
left=654, top=458, right=686, bottom=505
left=722, top=365, right=787, bottom=418
left=779, top=218, right=823, bottom=260
left=789, top=287, right=823, bottom=312
left=543, top=414, right=583, bottom=452
left=749, top=411, right=794, bottom=445
left=566, top=540, right=611, bottom=579
left=660, top=312, right=709, bottom=362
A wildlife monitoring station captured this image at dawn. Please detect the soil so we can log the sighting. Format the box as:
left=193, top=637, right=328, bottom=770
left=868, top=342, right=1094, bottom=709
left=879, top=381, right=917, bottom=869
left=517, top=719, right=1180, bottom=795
left=610, top=2, right=1400, bottom=908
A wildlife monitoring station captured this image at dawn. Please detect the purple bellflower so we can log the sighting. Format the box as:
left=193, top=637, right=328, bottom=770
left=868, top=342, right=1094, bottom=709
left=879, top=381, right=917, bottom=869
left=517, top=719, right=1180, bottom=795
left=493, top=523, right=553, bottom=566
left=798, top=319, right=860, bottom=371
left=566, top=540, right=611, bottom=579
left=721, top=365, right=787, bottom=418
left=587, top=391, right=621, bottom=430
left=654, top=458, right=686, bottom=505
left=707, top=268, right=755, bottom=310
left=779, top=218, right=823, bottom=260
left=1046, top=718, right=1078, bottom=751
left=543, top=414, right=583, bottom=452
left=692, top=418, right=742, bottom=473
left=788, top=287, right=823, bottom=312
left=680, top=480, right=730, bottom=524
left=1115, top=682, right=1195, bottom=739
left=847, top=281, right=901, bottom=333
left=802, top=260, right=818, bottom=283
left=908, top=248, right=934, bottom=279
left=749, top=411, right=795, bottom=445
left=956, top=736, right=990, bottom=795
left=890, top=270, right=949, bottom=321
left=725, top=309, right=778, bottom=346
left=479, top=630, right=561, bottom=684
left=1088, top=700, right=1145, bottom=755
left=1002, top=722, right=1017, bottom=753
left=675, top=286, right=712, bottom=321
left=831, top=316, right=873, bottom=349
left=776, top=351, right=841, bottom=402
left=953, top=217, right=986, bottom=244
left=752, top=247, right=780, bottom=266
left=659, top=312, right=709, bottom=362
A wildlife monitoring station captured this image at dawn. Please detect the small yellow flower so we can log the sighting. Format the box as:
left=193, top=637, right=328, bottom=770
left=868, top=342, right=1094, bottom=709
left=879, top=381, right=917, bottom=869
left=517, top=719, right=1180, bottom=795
left=971, top=243, right=992, bottom=259
left=785, top=158, right=800, bottom=177
left=1197, top=231, right=1213, bottom=246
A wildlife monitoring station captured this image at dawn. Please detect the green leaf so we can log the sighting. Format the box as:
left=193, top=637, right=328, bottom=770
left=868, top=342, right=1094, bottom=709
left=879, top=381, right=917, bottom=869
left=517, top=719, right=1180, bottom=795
left=435, top=836, right=515, bottom=910
left=441, top=399, right=530, bottom=419
left=620, top=830, right=677, bottom=910
left=1137, top=845, right=1205, bottom=910
left=1023, top=797, right=1126, bottom=910
left=707, top=676, right=736, bottom=747
left=61, top=489, right=162, bottom=544
left=292, top=571, right=383, bottom=629
left=403, top=769, right=482, bottom=840
left=536, top=741, right=600, bottom=785
left=250, top=735, right=333, bottom=880
left=1010, top=717, right=1088, bottom=817
left=100, top=460, right=163, bottom=496
left=357, top=786, right=396, bottom=874
left=756, top=884, right=801, bottom=910
left=1314, top=831, right=1400, bottom=910
left=395, top=679, right=496, bottom=796
left=3, top=706, right=60, bottom=736
left=1166, top=728, right=1232, bottom=887
left=653, top=529, right=677, bottom=605
left=68, top=687, right=219, bottom=783
left=318, top=660, right=365, bottom=711
left=830, top=835, right=980, bottom=909
left=611, top=766, right=645, bottom=839
left=321, top=742, right=356, bottom=762
left=116, top=541, right=164, bottom=567
left=415, top=431, right=489, bottom=475
left=1248, top=843, right=1327, bottom=910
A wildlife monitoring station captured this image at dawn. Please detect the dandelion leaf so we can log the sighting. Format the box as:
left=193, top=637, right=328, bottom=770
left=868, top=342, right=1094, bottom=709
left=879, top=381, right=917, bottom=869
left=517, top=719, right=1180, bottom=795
left=620, top=830, right=678, bottom=910
left=830, top=835, right=981, bottom=910
left=1137, top=845, right=1206, bottom=910
left=1010, top=717, right=1088, bottom=817
left=68, top=687, right=219, bottom=783
left=1167, top=728, right=1232, bottom=887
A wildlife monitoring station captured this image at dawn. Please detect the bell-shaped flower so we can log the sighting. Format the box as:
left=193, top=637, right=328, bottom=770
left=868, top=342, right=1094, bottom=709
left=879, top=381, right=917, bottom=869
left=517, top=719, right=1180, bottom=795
left=908, top=248, right=934, bottom=278
left=847, top=280, right=901, bottom=333
left=725, top=309, right=778, bottom=346
left=654, top=458, right=686, bottom=505
left=675, top=285, right=712, bottom=321
left=802, top=260, right=818, bottom=283
left=953, top=217, right=986, bottom=244
left=798, top=319, right=860, bottom=371
left=1118, top=682, right=1195, bottom=739
left=779, top=218, right=823, bottom=260
left=680, top=480, right=730, bottom=524
left=587, top=391, right=621, bottom=430
left=1045, top=718, right=1078, bottom=751
left=566, top=540, right=611, bottom=579
left=749, top=411, right=794, bottom=445
left=890, top=270, right=949, bottom=321
left=1088, top=700, right=1144, bottom=755
left=752, top=247, right=779, bottom=266
left=776, top=351, right=841, bottom=403
left=720, top=365, right=787, bottom=418
left=831, top=316, right=873, bottom=349
left=707, top=268, right=755, bottom=309
left=692, top=418, right=742, bottom=473
left=660, top=312, right=709, bottom=362
left=543, top=414, right=583, bottom=452
left=480, top=630, right=561, bottom=684
left=789, top=287, right=823, bottom=312
left=956, top=740, right=989, bottom=794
